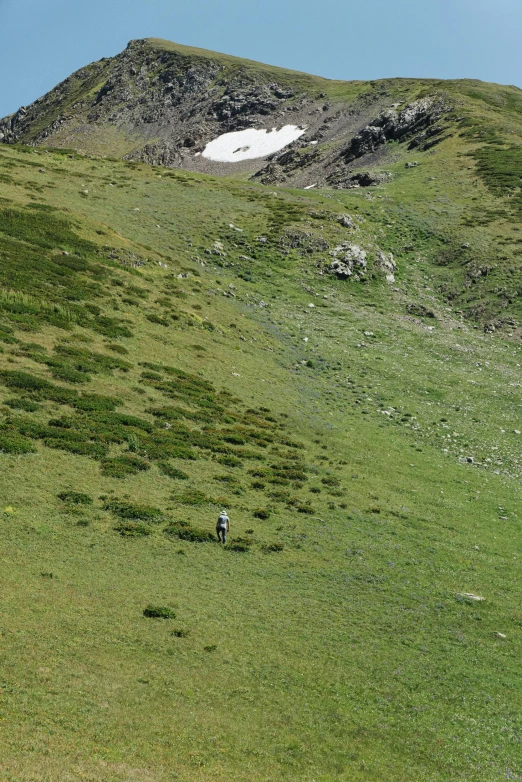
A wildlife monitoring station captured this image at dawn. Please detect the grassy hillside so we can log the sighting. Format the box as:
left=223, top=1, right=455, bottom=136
left=1, top=130, right=522, bottom=782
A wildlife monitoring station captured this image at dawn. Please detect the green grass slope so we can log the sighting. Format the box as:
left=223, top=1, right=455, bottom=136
left=0, top=139, right=522, bottom=781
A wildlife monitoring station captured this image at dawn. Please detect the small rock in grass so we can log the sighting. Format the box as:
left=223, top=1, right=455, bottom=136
left=494, top=632, right=506, bottom=639
left=457, top=593, right=485, bottom=602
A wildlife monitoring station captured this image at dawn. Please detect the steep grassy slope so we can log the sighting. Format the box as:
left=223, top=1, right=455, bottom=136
left=1, top=138, right=522, bottom=782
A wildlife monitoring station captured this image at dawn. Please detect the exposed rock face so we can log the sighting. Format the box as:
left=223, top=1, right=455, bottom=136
left=326, top=97, right=452, bottom=188
left=0, top=40, right=303, bottom=169
left=340, top=97, right=449, bottom=163
left=328, top=243, right=367, bottom=279
left=0, top=40, right=456, bottom=187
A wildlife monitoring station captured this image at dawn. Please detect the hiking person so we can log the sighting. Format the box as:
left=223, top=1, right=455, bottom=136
left=216, top=510, right=229, bottom=544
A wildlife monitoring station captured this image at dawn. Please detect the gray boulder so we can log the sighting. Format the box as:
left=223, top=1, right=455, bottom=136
left=374, top=251, right=397, bottom=283
left=337, top=214, right=356, bottom=229
left=328, top=243, right=367, bottom=279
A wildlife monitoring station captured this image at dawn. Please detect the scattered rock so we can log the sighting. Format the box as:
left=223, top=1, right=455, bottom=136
left=494, top=632, right=506, bottom=639
left=212, top=240, right=226, bottom=257
left=405, top=162, right=418, bottom=169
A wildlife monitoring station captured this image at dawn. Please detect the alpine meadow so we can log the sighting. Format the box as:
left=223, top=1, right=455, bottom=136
left=1, top=37, right=522, bottom=781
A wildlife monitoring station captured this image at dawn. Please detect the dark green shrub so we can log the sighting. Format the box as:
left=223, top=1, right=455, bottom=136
left=4, top=397, right=40, bottom=412
left=105, top=342, right=129, bottom=355
left=146, top=313, right=170, bottom=327
left=227, top=536, right=253, bottom=553
left=0, top=370, right=51, bottom=392
left=223, top=434, right=246, bottom=445
left=71, top=394, right=119, bottom=412
left=57, top=491, right=93, bottom=505
left=143, top=605, right=176, bottom=619
left=0, top=431, right=36, bottom=455
left=204, top=644, right=217, bottom=652
left=44, top=439, right=107, bottom=459
left=158, top=462, right=189, bottom=480
left=321, top=476, right=340, bottom=487
left=172, top=629, right=189, bottom=638
left=164, top=521, right=214, bottom=543
left=262, top=543, right=284, bottom=553
left=253, top=508, right=271, bottom=520
left=297, top=504, right=315, bottom=514
left=174, top=488, right=212, bottom=506
left=50, top=365, right=90, bottom=384
left=217, top=455, right=242, bottom=468
left=114, top=522, right=152, bottom=537
left=104, top=499, right=165, bottom=523
left=100, top=455, right=151, bottom=478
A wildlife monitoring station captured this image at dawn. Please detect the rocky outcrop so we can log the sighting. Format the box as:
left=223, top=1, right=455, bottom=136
left=374, top=251, right=397, bottom=283
left=328, top=243, right=367, bottom=279
left=340, top=97, right=450, bottom=163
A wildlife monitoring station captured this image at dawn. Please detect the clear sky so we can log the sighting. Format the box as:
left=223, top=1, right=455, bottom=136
left=1, top=0, right=521, bottom=118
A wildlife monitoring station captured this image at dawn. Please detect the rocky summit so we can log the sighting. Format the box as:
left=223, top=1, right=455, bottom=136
left=0, top=38, right=485, bottom=186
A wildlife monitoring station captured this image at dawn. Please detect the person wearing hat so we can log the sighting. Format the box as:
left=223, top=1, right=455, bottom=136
left=216, top=509, right=230, bottom=544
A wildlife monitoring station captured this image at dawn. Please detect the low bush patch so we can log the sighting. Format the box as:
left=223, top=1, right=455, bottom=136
left=262, top=543, right=284, bottom=553
left=100, top=455, right=151, bottom=478
left=115, top=522, right=152, bottom=537
left=57, top=491, right=93, bottom=505
left=0, top=431, right=36, bottom=455
left=143, top=605, right=176, bottom=619
left=157, top=462, right=189, bottom=480
left=104, top=499, right=165, bottom=523
left=164, top=521, right=214, bottom=543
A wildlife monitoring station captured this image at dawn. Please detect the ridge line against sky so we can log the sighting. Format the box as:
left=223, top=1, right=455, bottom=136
left=1, top=0, right=521, bottom=117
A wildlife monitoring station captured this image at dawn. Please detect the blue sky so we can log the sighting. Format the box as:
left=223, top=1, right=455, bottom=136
left=1, top=0, right=520, bottom=117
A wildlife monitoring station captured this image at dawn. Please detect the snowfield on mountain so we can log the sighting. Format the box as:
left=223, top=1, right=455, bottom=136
left=201, top=125, right=307, bottom=161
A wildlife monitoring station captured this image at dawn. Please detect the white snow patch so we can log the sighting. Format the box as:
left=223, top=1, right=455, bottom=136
left=202, top=125, right=306, bottom=163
